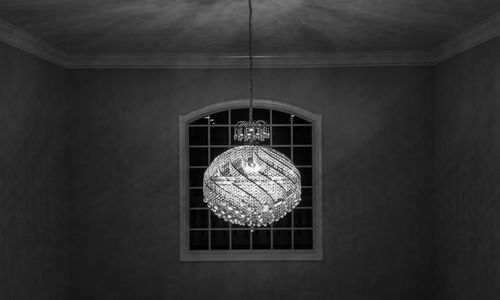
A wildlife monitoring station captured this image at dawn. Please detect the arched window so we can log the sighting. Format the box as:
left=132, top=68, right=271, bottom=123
left=179, top=99, right=322, bottom=261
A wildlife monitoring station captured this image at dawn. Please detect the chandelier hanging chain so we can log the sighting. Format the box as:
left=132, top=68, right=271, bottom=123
left=248, top=0, right=254, bottom=123
left=233, top=0, right=270, bottom=143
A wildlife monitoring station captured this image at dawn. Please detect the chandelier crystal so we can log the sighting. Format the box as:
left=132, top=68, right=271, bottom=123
left=203, top=145, right=301, bottom=227
left=202, top=0, right=302, bottom=228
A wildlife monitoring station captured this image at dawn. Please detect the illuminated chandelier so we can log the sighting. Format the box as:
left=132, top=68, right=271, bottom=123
left=203, top=0, right=301, bottom=228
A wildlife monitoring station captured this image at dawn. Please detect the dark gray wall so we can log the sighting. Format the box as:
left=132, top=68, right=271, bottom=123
left=434, top=37, right=500, bottom=300
left=68, top=67, right=434, bottom=300
left=0, top=42, right=68, bottom=299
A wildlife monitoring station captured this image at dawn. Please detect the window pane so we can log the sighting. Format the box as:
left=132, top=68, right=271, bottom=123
left=211, top=111, right=229, bottom=124
left=298, top=188, right=312, bottom=207
left=273, top=230, right=292, bottom=249
left=211, top=230, right=230, bottom=250
left=210, top=211, right=229, bottom=228
left=253, top=108, right=270, bottom=122
left=189, top=168, right=205, bottom=187
left=294, top=229, right=313, bottom=249
left=190, top=230, right=209, bottom=250
left=274, top=147, right=291, bottom=160
left=293, top=146, right=312, bottom=165
left=189, top=127, right=208, bottom=145
left=294, top=209, right=313, bottom=228
left=210, top=147, right=229, bottom=162
left=190, top=210, right=208, bottom=228
left=298, top=167, right=312, bottom=186
left=272, top=126, right=291, bottom=145
left=189, top=189, right=205, bottom=208
left=210, top=127, right=229, bottom=145
left=231, top=108, right=249, bottom=124
left=252, top=230, right=271, bottom=249
left=274, top=213, right=291, bottom=228
left=189, top=147, right=208, bottom=166
left=272, top=110, right=292, bottom=124
left=232, top=230, right=250, bottom=250
left=293, top=126, right=312, bottom=145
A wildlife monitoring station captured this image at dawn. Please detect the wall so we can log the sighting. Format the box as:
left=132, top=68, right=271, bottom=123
left=68, top=67, right=434, bottom=300
left=0, top=42, right=68, bottom=299
left=434, top=37, right=500, bottom=300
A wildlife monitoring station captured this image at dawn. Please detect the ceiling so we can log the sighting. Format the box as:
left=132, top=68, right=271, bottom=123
left=0, top=0, right=499, bottom=54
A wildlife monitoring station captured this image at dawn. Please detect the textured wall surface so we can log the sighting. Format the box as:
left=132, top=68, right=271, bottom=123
left=434, top=37, right=500, bottom=300
left=68, top=67, right=434, bottom=300
left=0, top=42, right=68, bottom=299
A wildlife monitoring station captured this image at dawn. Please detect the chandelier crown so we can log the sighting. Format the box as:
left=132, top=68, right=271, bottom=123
left=234, top=120, right=270, bottom=142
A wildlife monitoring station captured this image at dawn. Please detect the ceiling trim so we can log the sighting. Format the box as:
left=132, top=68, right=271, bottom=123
left=0, top=19, right=66, bottom=66
left=65, top=51, right=434, bottom=69
left=0, top=12, right=499, bottom=68
left=433, top=11, right=500, bottom=63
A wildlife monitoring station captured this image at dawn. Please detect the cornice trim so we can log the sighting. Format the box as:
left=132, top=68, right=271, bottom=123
left=433, top=11, right=500, bottom=63
left=0, top=19, right=66, bottom=66
left=0, top=11, right=499, bottom=68
left=65, top=51, right=434, bottom=69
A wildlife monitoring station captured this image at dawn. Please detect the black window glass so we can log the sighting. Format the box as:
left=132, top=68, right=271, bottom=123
left=274, top=213, right=291, bottom=228
left=210, top=211, right=229, bottom=228
left=272, top=110, right=293, bottom=124
left=189, top=127, right=208, bottom=145
left=293, top=146, right=312, bottom=165
left=299, top=167, right=312, bottom=186
left=189, top=147, right=208, bottom=166
left=293, top=126, right=312, bottom=144
left=189, top=168, right=205, bottom=187
left=210, top=127, right=229, bottom=145
left=190, top=230, right=209, bottom=250
left=252, top=230, right=271, bottom=249
left=231, top=108, right=249, bottom=124
left=272, top=126, right=291, bottom=145
left=211, top=230, right=230, bottom=250
left=298, top=188, right=312, bottom=207
left=189, top=189, right=205, bottom=208
left=294, top=209, right=313, bottom=228
left=273, top=230, right=292, bottom=249
left=211, top=111, right=229, bottom=124
left=190, top=210, right=208, bottom=228
left=232, top=230, right=250, bottom=249
left=294, top=229, right=313, bottom=249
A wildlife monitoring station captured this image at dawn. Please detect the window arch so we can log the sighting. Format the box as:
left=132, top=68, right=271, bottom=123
left=179, top=99, right=323, bottom=261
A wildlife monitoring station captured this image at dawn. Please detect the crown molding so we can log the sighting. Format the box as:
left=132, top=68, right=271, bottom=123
left=0, top=19, right=66, bottom=66
left=433, top=11, right=500, bottom=63
left=0, top=11, right=499, bottom=68
left=65, top=51, right=433, bottom=69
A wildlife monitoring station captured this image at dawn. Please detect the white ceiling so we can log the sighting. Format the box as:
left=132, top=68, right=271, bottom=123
left=0, top=0, right=499, bottom=54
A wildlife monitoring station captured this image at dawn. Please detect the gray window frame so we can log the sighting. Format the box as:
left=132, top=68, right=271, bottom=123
left=179, top=99, right=323, bottom=261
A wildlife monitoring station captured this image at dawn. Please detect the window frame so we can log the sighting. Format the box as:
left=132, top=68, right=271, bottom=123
left=179, top=99, right=323, bottom=261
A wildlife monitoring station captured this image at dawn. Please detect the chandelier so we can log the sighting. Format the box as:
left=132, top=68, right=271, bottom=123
left=202, top=0, right=302, bottom=228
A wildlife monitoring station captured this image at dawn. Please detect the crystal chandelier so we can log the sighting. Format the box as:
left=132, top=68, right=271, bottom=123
left=203, top=0, right=302, bottom=228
